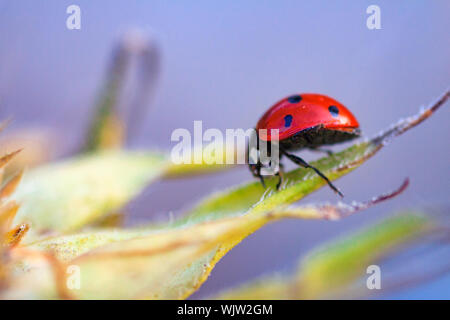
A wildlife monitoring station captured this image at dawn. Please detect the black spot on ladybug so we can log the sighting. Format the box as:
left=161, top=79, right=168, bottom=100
left=287, top=95, right=302, bottom=103
left=284, top=114, right=293, bottom=127
left=328, top=105, right=339, bottom=118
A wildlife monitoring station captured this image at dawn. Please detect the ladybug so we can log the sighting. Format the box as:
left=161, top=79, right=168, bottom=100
left=249, top=93, right=361, bottom=197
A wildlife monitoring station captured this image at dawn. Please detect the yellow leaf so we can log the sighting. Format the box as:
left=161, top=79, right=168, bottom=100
left=0, top=170, right=24, bottom=200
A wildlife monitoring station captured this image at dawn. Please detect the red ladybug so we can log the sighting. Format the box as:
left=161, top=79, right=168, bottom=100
left=249, top=93, right=361, bottom=197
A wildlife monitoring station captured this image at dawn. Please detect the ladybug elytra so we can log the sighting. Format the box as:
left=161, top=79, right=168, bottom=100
left=249, top=93, right=361, bottom=197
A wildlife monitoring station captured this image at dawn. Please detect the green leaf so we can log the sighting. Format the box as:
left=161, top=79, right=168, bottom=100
left=213, top=212, right=438, bottom=299
left=12, top=151, right=168, bottom=242
left=296, top=212, right=435, bottom=298
left=182, top=142, right=371, bottom=223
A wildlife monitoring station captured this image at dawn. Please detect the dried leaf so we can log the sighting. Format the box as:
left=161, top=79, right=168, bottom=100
left=0, top=128, right=57, bottom=175
left=0, top=149, right=22, bottom=170
left=4, top=223, right=30, bottom=248
left=0, top=170, right=24, bottom=200
left=0, top=201, right=20, bottom=237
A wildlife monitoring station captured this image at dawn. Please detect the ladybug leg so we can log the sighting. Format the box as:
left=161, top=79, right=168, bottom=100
left=309, top=146, right=334, bottom=156
left=259, top=171, right=266, bottom=188
left=282, top=151, right=344, bottom=197
left=249, top=162, right=266, bottom=188
left=275, top=163, right=284, bottom=190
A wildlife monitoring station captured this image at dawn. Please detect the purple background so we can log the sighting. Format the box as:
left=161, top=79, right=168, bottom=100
left=1, top=0, right=449, bottom=298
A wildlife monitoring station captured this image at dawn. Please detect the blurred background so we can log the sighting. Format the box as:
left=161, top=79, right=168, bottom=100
left=0, top=0, right=449, bottom=299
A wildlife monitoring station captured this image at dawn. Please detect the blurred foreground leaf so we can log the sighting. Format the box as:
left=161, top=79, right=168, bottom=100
left=12, top=151, right=167, bottom=242
left=213, top=212, right=445, bottom=299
